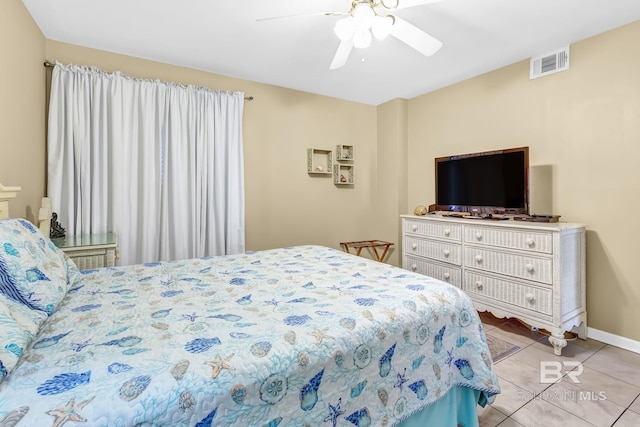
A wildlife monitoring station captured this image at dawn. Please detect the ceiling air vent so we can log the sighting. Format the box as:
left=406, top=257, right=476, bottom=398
left=530, top=46, right=570, bottom=79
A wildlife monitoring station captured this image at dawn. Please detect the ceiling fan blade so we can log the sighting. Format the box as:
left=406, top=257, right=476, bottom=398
left=256, top=11, right=343, bottom=22
left=330, top=39, right=354, bottom=70
left=394, top=0, right=445, bottom=10
left=390, top=16, right=443, bottom=57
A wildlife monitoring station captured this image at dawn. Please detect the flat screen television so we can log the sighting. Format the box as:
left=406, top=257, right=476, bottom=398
left=434, top=146, right=529, bottom=215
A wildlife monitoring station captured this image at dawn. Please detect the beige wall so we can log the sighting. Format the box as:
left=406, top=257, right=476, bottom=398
left=0, top=0, right=46, bottom=222
left=376, top=98, right=409, bottom=266
left=407, top=21, right=640, bottom=342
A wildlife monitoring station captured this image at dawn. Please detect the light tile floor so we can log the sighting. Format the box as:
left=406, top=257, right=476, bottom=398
left=477, top=312, right=640, bottom=427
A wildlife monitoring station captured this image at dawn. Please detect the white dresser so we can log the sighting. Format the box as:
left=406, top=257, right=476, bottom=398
left=401, top=214, right=586, bottom=355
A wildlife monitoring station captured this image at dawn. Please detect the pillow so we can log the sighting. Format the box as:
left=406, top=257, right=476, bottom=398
left=0, top=218, right=69, bottom=315
left=65, top=253, right=84, bottom=289
left=0, top=296, right=46, bottom=383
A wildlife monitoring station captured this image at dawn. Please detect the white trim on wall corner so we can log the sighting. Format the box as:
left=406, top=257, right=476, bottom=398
left=587, top=327, right=640, bottom=354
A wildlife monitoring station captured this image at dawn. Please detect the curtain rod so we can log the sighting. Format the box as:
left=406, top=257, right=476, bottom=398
left=43, top=61, right=254, bottom=101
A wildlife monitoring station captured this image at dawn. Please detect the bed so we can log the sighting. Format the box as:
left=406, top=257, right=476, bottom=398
left=0, top=217, right=499, bottom=426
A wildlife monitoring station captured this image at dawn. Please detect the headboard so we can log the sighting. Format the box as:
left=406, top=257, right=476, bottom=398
left=0, top=182, right=21, bottom=219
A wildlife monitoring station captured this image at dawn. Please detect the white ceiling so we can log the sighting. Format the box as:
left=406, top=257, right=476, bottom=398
left=22, top=0, right=640, bottom=106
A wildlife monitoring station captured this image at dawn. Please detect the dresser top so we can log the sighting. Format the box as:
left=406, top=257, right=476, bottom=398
left=401, top=214, right=585, bottom=231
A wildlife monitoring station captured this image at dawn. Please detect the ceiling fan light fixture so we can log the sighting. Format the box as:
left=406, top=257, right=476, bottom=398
left=353, top=27, right=372, bottom=49
left=371, top=15, right=393, bottom=40
left=334, top=16, right=355, bottom=41
left=353, top=3, right=375, bottom=30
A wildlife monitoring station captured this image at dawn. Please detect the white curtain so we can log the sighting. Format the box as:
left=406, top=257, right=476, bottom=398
left=47, top=63, right=245, bottom=265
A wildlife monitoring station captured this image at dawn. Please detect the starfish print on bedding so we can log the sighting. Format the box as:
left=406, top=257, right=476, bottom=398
left=323, top=398, right=346, bottom=427
left=308, top=328, right=333, bottom=344
left=46, top=396, right=95, bottom=427
left=394, top=368, right=409, bottom=392
left=182, top=312, right=198, bottom=322
left=445, top=348, right=454, bottom=367
left=205, top=353, right=235, bottom=379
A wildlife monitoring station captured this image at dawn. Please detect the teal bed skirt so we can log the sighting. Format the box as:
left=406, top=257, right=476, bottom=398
left=397, top=386, right=483, bottom=427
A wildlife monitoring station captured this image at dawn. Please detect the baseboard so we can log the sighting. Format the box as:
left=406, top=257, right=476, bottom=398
left=587, top=327, right=640, bottom=354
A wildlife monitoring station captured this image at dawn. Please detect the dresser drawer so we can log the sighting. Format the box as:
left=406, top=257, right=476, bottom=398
left=464, top=247, right=553, bottom=284
left=404, top=218, right=462, bottom=242
left=463, top=271, right=553, bottom=316
left=403, top=256, right=462, bottom=287
left=464, top=226, right=552, bottom=254
left=404, top=236, right=462, bottom=266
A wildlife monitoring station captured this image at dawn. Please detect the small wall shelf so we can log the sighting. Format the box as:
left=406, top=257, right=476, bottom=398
left=307, top=148, right=332, bottom=175
left=334, top=163, right=355, bottom=185
left=336, top=145, right=354, bottom=162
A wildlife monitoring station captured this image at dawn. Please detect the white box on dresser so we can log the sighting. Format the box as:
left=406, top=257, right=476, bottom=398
left=401, top=214, right=586, bottom=356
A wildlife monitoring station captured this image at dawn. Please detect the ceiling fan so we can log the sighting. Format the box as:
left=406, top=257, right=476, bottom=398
left=259, top=0, right=444, bottom=70
left=329, top=0, right=444, bottom=69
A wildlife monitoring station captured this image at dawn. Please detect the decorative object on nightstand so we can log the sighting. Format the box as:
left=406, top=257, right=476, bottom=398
left=49, top=212, right=66, bottom=239
left=53, top=233, right=118, bottom=270
left=307, top=148, right=332, bottom=175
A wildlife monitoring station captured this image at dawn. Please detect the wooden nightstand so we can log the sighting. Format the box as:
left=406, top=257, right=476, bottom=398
left=53, top=233, right=118, bottom=270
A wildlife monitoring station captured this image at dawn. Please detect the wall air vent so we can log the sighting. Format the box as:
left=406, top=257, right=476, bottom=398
left=530, top=46, right=570, bottom=79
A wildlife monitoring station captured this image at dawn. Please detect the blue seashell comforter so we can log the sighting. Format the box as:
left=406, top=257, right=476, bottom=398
left=0, top=245, right=500, bottom=426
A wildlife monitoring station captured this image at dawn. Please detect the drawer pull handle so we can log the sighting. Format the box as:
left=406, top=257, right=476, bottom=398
left=443, top=249, right=450, bottom=257
left=444, top=228, right=451, bottom=236
left=443, top=272, right=450, bottom=280
left=412, top=224, right=418, bottom=232
left=475, top=232, right=482, bottom=241
left=526, top=264, right=534, bottom=273
left=475, top=255, right=483, bottom=263
left=411, top=264, right=417, bottom=271
left=475, top=281, right=483, bottom=289
left=411, top=243, right=418, bottom=250
left=525, top=238, right=535, bottom=247
left=525, top=293, right=535, bottom=302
